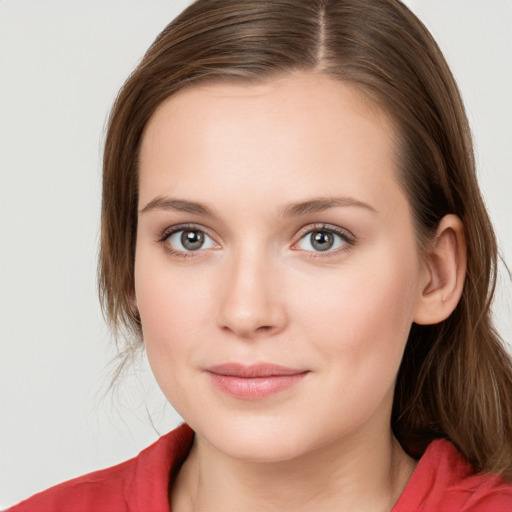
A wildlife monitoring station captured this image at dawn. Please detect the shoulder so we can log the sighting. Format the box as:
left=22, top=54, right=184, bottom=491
left=6, top=424, right=194, bottom=512
left=394, top=439, right=512, bottom=512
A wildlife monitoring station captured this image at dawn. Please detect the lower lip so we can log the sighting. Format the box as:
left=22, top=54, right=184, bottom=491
left=207, top=372, right=308, bottom=400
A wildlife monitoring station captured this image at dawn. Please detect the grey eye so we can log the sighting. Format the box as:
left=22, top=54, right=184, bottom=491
left=168, top=229, right=216, bottom=252
left=310, top=231, right=334, bottom=251
left=181, top=230, right=204, bottom=250
left=296, top=229, right=347, bottom=252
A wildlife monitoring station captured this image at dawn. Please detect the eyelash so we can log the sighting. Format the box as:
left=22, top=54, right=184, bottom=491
left=293, top=223, right=356, bottom=258
left=158, top=223, right=217, bottom=259
left=157, top=223, right=356, bottom=259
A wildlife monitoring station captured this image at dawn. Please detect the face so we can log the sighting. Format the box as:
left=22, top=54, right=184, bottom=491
left=135, top=73, right=428, bottom=462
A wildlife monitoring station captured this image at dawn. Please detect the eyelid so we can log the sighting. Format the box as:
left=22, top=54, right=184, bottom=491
left=158, top=223, right=220, bottom=257
left=292, top=223, right=356, bottom=255
left=294, top=222, right=355, bottom=240
left=158, top=222, right=217, bottom=240
left=156, top=222, right=355, bottom=258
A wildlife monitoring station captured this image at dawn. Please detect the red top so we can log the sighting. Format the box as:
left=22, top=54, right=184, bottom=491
left=8, top=424, right=512, bottom=511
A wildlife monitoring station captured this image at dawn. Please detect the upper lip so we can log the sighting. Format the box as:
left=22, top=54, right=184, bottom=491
left=206, top=363, right=308, bottom=378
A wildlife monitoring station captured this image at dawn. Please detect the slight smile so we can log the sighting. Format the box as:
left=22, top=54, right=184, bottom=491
left=205, top=363, right=310, bottom=400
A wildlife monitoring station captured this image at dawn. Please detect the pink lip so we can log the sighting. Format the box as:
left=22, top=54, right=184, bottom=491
left=206, top=363, right=309, bottom=400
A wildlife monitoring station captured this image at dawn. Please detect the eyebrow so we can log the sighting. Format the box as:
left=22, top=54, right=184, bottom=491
left=280, top=197, right=377, bottom=217
left=139, top=195, right=377, bottom=217
left=139, top=197, right=215, bottom=217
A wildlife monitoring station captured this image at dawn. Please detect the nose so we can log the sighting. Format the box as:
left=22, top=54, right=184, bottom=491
left=217, top=248, right=288, bottom=339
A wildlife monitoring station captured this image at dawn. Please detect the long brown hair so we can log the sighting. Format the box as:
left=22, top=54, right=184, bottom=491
left=99, top=0, right=512, bottom=477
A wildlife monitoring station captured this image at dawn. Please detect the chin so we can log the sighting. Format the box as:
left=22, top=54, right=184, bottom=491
left=191, top=413, right=322, bottom=463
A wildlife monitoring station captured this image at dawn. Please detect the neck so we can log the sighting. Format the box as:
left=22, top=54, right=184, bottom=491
left=171, top=426, right=416, bottom=512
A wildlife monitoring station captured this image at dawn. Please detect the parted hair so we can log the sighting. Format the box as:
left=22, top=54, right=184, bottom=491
left=99, top=0, right=512, bottom=477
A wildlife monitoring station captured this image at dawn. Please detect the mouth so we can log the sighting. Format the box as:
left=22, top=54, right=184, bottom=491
left=205, top=363, right=309, bottom=400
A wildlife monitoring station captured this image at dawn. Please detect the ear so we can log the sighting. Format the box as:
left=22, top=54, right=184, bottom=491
left=413, top=214, right=467, bottom=325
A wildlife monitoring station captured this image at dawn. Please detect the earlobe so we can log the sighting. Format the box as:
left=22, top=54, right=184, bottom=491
left=413, top=214, right=467, bottom=325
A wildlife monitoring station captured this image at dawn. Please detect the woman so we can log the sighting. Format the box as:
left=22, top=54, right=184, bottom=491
left=8, top=0, right=512, bottom=510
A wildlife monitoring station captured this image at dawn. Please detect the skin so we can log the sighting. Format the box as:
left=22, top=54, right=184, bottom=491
left=134, top=72, right=464, bottom=511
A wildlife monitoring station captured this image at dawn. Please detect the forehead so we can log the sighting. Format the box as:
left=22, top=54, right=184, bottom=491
left=141, top=72, right=392, bottom=150
left=138, top=72, right=403, bottom=215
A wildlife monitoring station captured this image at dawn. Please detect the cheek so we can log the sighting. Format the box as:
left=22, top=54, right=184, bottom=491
left=133, top=255, right=218, bottom=416
left=134, top=253, right=213, bottom=359
left=290, top=249, right=420, bottom=424
left=295, top=245, right=420, bottom=367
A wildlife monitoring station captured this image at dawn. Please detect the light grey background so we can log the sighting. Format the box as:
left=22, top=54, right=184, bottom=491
left=0, top=1, right=511, bottom=508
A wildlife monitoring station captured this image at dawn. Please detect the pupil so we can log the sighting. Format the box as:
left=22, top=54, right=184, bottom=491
left=312, top=231, right=334, bottom=251
left=181, top=230, right=204, bottom=250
